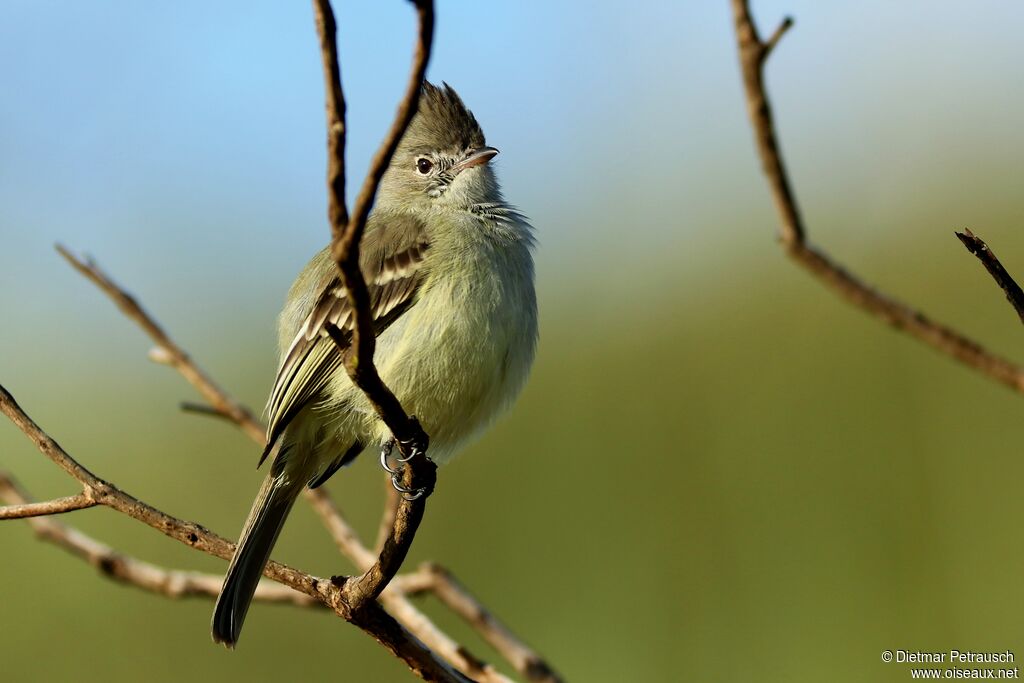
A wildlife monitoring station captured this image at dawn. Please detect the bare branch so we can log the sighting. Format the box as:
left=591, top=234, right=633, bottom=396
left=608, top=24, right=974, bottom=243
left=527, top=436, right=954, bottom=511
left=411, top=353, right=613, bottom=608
left=763, top=16, right=793, bottom=58
left=0, top=488, right=96, bottom=519
left=0, top=383, right=312, bottom=590
left=376, top=480, right=401, bottom=555
left=178, top=401, right=237, bottom=422
left=305, top=481, right=517, bottom=682
left=304, top=480, right=379, bottom=571
left=956, top=230, right=1024, bottom=327
left=311, top=0, right=438, bottom=614
left=305, top=485, right=519, bottom=682
left=311, top=0, right=349, bottom=231
left=55, top=244, right=265, bottom=443
left=0, top=473, right=317, bottom=606
left=307, top=486, right=517, bottom=681
left=304, top=485, right=514, bottom=683
left=347, top=2, right=435, bottom=246
left=730, top=0, right=1024, bottom=393
left=731, top=0, right=803, bottom=245
left=396, top=564, right=565, bottom=683
left=380, top=595, right=515, bottom=683
left=312, top=0, right=434, bottom=450
left=0, top=384, right=471, bottom=682
left=0, top=383, right=104, bottom=489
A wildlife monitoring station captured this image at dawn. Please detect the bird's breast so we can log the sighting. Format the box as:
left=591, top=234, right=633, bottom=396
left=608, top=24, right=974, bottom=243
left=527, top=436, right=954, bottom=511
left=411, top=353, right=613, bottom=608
left=372, top=228, right=537, bottom=462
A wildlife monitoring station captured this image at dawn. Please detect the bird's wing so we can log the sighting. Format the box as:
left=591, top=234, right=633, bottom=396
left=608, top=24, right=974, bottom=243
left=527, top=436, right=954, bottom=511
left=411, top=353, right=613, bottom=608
left=262, top=214, right=430, bottom=463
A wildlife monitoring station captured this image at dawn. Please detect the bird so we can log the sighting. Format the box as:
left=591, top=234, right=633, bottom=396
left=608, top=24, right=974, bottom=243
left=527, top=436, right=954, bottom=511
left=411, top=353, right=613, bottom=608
left=211, top=82, right=537, bottom=647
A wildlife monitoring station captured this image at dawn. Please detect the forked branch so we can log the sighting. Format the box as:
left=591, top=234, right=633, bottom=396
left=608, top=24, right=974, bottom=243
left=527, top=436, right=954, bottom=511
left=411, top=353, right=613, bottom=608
left=0, top=383, right=470, bottom=681
left=0, top=473, right=319, bottom=607
left=0, top=487, right=96, bottom=520
left=395, top=564, right=563, bottom=683
left=55, top=245, right=264, bottom=443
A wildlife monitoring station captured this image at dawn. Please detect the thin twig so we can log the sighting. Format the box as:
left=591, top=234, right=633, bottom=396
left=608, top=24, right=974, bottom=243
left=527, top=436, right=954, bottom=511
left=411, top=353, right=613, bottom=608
left=396, top=564, right=565, bottom=683
left=304, top=480, right=379, bottom=571
left=55, top=244, right=265, bottom=443
left=956, top=229, right=1024, bottom=326
left=179, top=401, right=235, bottom=421
left=0, top=384, right=316, bottom=591
left=307, top=485, right=515, bottom=683
left=763, top=16, right=793, bottom=58
left=0, top=473, right=318, bottom=606
left=730, top=0, right=1024, bottom=392
left=381, top=595, right=513, bottom=683
left=0, top=489, right=96, bottom=519
left=346, top=2, right=435, bottom=248
left=311, top=0, right=438, bottom=614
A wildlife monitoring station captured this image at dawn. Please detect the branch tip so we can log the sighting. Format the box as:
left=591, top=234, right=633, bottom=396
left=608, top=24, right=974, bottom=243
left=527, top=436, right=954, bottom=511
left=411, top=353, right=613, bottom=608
left=955, top=230, right=1024, bottom=326
left=763, top=16, right=794, bottom=57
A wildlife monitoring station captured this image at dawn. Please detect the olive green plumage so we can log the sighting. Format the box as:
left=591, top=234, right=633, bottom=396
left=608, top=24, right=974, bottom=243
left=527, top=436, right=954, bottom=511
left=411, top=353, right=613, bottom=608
left=211, top=82, right=537, bottom=647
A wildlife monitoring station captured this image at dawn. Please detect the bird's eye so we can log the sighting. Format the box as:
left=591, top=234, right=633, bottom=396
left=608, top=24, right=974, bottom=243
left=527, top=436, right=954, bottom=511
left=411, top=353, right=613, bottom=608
left=416, top=158, right=434, bottom=175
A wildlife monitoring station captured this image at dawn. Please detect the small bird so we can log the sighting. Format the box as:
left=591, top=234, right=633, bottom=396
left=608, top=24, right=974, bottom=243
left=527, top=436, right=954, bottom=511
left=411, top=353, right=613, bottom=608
left=211, top=82, right=537, bottom=647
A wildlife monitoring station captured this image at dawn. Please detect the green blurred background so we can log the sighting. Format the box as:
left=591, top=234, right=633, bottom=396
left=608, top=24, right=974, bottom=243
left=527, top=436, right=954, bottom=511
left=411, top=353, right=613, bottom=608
left=3, top=1, right=1024, bottom=681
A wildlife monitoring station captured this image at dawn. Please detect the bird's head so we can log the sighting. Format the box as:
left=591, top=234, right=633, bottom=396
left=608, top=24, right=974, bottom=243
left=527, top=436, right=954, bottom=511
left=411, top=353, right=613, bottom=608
left=378, top=82, right=500, bottom=211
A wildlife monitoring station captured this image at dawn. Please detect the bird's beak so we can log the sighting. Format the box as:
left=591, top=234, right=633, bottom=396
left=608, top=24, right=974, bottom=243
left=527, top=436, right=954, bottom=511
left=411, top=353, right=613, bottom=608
left=451, top=146, right=499, bottom=174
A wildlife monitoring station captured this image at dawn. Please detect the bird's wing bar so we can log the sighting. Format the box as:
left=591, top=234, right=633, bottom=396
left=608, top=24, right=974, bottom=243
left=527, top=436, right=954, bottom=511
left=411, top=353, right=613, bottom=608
left=261, top=224, right=430, bottom=464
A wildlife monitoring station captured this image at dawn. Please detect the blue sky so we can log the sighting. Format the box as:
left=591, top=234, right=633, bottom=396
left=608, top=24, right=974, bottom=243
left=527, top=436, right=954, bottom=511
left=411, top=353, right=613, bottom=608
left=2, top=1, right=1023, bottom=351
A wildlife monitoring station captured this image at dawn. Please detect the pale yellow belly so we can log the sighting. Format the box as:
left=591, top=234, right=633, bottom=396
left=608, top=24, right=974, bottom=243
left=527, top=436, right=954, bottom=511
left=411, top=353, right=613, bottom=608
left=318, top=243, right=536, bottom=464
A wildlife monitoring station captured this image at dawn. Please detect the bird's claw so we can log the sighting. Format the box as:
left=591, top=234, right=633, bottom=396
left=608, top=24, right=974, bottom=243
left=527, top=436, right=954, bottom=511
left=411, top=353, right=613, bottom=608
left=390, top=472, right=426, bottom=501
left=395, top=442, right=422, bottom=463
left=379, top=439, right=399, bottom=474
left=397, top=418, right=429, bottom=463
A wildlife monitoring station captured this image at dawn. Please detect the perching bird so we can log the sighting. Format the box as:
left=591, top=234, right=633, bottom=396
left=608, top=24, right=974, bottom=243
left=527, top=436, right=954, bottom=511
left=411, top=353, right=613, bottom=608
left=211, top=82, right=537, bottom=647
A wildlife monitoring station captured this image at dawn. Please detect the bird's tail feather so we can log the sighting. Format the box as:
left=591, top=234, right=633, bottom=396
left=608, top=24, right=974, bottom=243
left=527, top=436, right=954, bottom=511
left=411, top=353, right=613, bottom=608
left=211, top=474, right=300, bottom=647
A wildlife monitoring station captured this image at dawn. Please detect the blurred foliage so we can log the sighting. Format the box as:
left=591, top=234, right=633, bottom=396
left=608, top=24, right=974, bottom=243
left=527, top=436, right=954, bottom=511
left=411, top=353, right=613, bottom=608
left=5, top=226, right=1024, bottom=681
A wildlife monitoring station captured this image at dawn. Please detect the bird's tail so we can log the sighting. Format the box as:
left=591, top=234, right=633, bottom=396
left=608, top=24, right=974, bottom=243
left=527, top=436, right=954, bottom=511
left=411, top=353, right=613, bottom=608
left=211, top=473, right=301, bottom=647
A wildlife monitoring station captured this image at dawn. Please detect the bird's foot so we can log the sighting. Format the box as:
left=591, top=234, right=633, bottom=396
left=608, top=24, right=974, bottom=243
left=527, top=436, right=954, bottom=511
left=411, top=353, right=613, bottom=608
left=380, top=420, right=431, bottom=500
left=380, top=439, right=427, bottom=500
left=390, top=473, right=426, bottom=501
left=379, top=439, right=425, bottom=471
